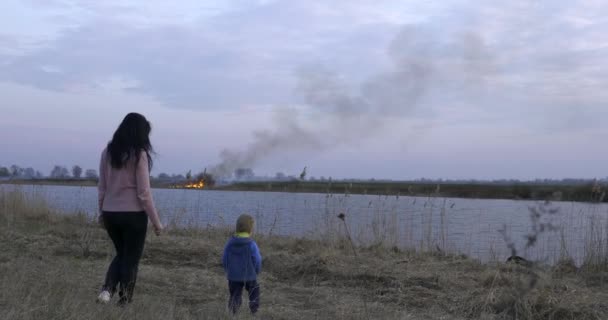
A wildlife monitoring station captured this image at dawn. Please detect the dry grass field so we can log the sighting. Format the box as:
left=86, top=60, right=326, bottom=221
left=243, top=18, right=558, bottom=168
left=1, top=189, right=607, bottom=319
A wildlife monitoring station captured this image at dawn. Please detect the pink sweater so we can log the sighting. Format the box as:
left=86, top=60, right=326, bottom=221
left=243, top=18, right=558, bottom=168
left=98, top=148, right=162, bottom=229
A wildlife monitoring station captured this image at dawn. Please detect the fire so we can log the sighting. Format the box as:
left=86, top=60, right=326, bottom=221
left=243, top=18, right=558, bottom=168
left=183, top=180, right=205, bottom=189
left=169, top=170, right=214, bottom=190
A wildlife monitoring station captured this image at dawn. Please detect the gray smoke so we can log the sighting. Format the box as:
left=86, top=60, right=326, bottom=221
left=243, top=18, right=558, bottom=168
left=210, top=25, right=494, bottom=178
left=210, top=108, right=322, bottom=177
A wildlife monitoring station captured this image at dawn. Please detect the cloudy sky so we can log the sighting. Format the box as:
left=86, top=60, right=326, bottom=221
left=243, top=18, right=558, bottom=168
left=1, top=0, right=607, bottom=180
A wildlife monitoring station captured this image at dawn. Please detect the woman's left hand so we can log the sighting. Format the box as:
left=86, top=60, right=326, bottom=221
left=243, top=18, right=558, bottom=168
left=154, top=223, right=164, bottom=236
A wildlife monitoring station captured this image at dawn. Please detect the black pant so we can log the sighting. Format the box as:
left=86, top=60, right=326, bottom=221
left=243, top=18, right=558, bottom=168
left=228, top=280, right=260, bottom=314
left=102, top=211, right=148, bottom=304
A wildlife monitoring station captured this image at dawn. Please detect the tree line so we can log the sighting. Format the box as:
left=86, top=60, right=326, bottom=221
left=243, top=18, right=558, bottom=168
left=0, top=165, right=98, bottom=180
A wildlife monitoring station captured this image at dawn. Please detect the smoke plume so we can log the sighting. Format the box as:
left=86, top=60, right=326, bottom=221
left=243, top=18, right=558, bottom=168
left=210, top=25, right=494, bottom=178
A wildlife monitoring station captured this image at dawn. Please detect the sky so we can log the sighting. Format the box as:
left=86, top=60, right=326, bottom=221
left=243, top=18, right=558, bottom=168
left=1, top=0, right=607, bottom=180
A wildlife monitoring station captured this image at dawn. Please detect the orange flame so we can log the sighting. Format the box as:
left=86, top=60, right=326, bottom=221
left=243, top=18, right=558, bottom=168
left=183, top=180, right=205, bottom=189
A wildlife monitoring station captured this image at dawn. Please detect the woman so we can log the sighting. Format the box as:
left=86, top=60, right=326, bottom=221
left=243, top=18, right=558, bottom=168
left=97, top=113, right=163, bottom=305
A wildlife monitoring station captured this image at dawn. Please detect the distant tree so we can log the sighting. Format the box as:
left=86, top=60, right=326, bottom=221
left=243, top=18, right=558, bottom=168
left=275, top=172, right=286, bottom=180
left=0, top=167, right=9, bottom=177
left=72, top=165, right=83, bottom=179
left=85, top=169, right=98, bottom=179
left=35, top=171, right=44, bottom=179
left=186, top=170, right=192, bottom=180
left=234, top=168, right=254, bottom=180
left=23, top=167, right=36, bottom=179
left=299, top=166, right=307, bottom=180
left=172, top=174, right=186, bottom=181
left=10, top=165, right=22, bottom=177
left=50, top=165, right=70, bottom=179
left=157, top=173, right=170, bottom=180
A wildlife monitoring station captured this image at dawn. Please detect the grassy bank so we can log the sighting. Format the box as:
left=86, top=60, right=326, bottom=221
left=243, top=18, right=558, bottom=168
left=1, top=190, right=608, bottom=319
left=216, top=181, right=607, bottom=203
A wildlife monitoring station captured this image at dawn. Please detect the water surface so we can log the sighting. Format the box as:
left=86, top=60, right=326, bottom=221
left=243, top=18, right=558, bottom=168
left=5, top=184, right=607, bottom=264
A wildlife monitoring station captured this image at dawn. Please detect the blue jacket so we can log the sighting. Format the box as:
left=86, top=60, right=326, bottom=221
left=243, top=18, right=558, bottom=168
left=222, top=235, right=262, bottom=281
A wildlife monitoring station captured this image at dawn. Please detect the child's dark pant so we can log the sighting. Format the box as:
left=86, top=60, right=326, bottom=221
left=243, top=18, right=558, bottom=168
left=228, top=280, right=260, bottom=314
left=102, top=211, right=148, bottom=304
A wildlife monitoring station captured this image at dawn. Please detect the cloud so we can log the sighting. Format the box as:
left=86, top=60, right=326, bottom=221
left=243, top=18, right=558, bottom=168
left=0, top=0, right=436, bottom=110
left=1, top=0, right=607, bottom=131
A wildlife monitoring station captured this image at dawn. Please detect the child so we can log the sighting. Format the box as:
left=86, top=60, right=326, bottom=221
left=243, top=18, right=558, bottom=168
left=222, top=214, right=262, bottom=315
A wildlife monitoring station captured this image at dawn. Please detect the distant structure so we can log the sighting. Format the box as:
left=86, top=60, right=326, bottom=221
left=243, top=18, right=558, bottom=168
left=300, top=166, right=307, bottom=180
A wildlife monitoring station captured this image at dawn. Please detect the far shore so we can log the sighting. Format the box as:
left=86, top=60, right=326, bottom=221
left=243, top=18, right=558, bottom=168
left=1, top=178, right=606, bottom=203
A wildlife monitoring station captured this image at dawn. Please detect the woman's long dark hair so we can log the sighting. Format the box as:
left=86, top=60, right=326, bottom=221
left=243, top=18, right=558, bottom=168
left=107, top=113, right=153, bottom=170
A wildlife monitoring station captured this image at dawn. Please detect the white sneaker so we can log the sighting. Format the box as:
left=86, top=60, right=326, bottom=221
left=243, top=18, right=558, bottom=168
left=97, top=290, right=111, bottom=304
